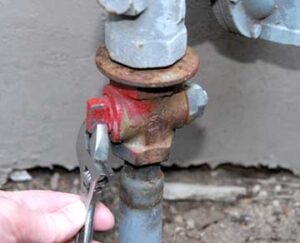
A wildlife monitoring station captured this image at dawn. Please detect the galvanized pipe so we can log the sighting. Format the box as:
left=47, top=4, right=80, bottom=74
left=119, top=163, right=164, bottom=243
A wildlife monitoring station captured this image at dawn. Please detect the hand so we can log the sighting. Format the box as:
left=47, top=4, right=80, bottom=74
left=0, top=190, right=114, bottom=243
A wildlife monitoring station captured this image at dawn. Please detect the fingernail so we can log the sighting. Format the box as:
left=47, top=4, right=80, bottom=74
left=64, top=200, right=87, bottom=225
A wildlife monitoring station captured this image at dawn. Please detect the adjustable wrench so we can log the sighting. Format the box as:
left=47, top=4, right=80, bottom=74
left=75, top=122, right=113, bottom=243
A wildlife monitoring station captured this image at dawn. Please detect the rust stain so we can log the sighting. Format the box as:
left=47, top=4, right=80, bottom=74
left=95, top=46, right=199, bottom=88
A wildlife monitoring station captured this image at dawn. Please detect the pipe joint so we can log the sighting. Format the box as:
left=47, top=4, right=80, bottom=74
left=120, top=163, right=164, bottom=209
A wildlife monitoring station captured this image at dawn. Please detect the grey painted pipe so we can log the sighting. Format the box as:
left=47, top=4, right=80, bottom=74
left=119, top=163, right=164, bottom=243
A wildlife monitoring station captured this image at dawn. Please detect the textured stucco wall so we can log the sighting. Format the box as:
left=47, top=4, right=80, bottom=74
left=1, top=0, right=300, bottom=183
left=0, top=0, right=107, bottom=182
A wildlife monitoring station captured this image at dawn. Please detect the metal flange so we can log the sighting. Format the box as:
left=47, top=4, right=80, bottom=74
left=95, top=46, right=199, bottom=88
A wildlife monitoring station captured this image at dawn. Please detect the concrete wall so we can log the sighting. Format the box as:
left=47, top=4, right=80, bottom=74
left=1, top=0, right=300, bottom=183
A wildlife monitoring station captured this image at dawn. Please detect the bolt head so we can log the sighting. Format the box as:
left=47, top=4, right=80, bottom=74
left=186, top=83, right=208, bottom=122
left=98, top=0, right=147, bottom=15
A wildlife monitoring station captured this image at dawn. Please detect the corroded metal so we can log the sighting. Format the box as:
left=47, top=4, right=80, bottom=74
left=87, top=83, right=189, bottom=165
left=83, top=41, right=206, bottom=242
left=86, top=82, right=207, bottom=166
left=119, top=163, right=164, bottom=243
left=112, top=86, right=189, bottom=165
left=95, top=46, right=199, bottom=88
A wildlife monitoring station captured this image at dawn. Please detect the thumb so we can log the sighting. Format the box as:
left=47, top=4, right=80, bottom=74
left=20, top=200, right=86, bottom=243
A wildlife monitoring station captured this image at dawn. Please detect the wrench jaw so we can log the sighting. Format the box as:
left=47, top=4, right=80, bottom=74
left=76, top=122, right=114, bottom=243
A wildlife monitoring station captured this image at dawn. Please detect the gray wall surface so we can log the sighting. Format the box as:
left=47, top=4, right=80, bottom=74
left=1, top=0, right=300, bottom=183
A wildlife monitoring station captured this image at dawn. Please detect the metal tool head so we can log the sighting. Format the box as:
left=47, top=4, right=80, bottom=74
left=76, top=122, right=113, bottom=243
left=77, top=122, right=113, bottom=186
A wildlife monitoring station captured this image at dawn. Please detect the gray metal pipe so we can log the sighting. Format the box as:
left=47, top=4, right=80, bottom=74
left=119, top=163, right=164, bottom=243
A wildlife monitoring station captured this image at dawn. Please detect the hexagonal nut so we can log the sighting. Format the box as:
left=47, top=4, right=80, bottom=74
left=105, top=25, right=187, bottom=68
left=98, top=0, right=147, bottom=16
left=112, top=136, right=173, bottom=166
left=104, top=0, right=187, bottom=68
left=186, top=83, right=208, bottom=122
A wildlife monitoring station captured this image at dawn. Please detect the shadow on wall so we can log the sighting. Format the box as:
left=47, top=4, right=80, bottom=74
left=169, top=0, right=300, bottom=164
left=186, top=0, right=300, bottom=71
left=166, top=123, right=207, bottom=167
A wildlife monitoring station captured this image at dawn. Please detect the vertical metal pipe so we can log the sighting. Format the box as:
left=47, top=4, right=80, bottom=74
left=119, top=163, right=164, bottom=243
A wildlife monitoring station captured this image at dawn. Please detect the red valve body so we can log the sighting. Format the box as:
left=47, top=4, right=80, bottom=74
left=86, top=83, right=190, bottom=165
